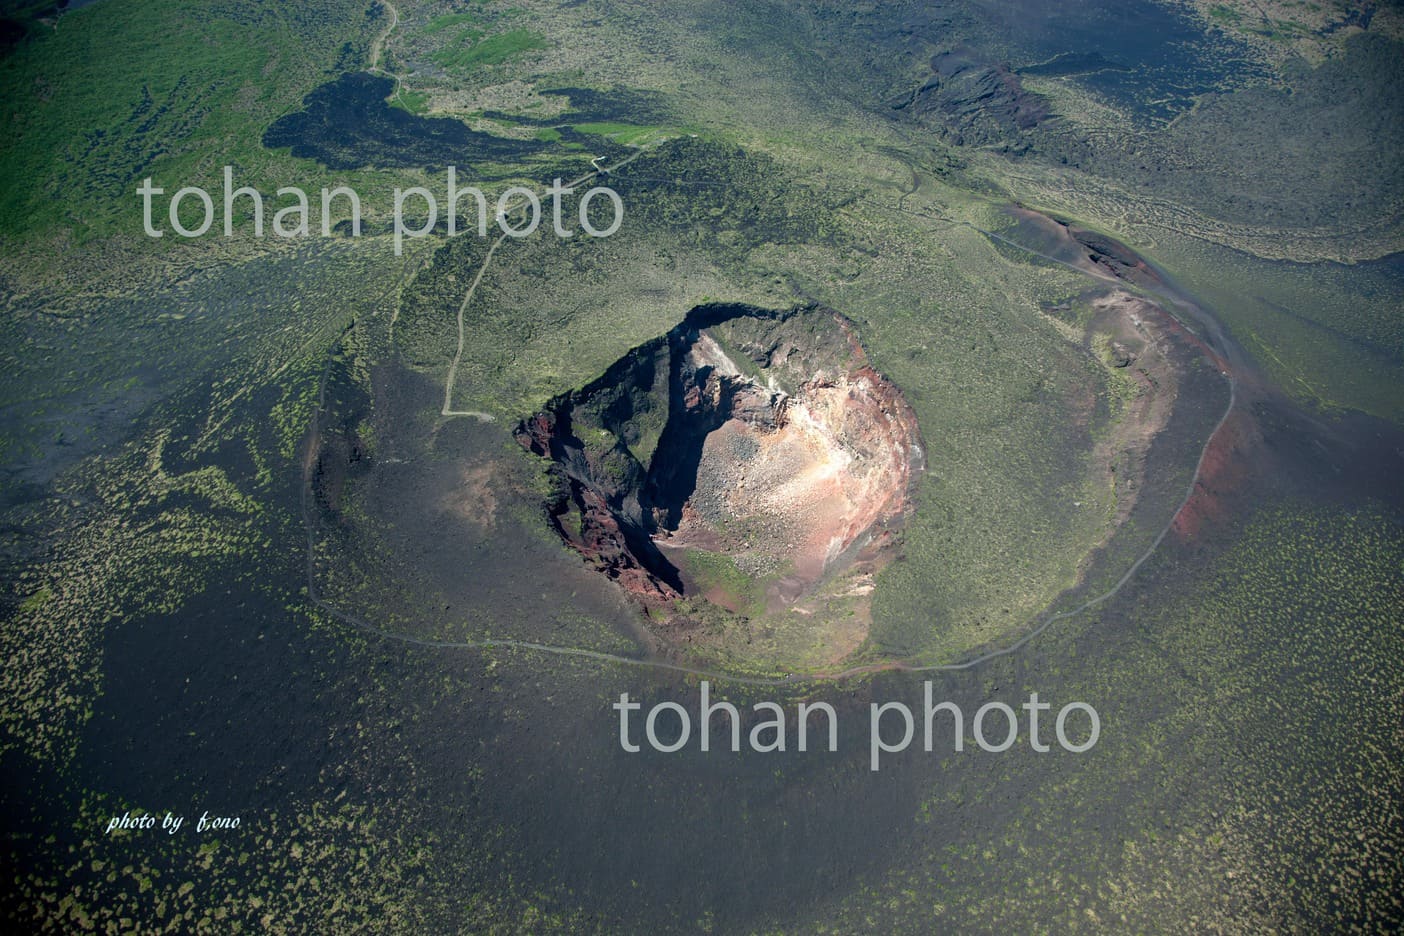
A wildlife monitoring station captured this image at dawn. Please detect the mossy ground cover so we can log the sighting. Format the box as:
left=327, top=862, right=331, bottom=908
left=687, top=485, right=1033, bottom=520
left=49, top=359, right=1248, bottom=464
left=1148, top=230, right=1404, bottom=423
left=788, top=502, right=1404, bottom=933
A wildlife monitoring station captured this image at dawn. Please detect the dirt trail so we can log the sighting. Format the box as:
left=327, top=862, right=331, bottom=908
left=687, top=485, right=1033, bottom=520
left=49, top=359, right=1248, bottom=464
left=369, top=0, right=398, bottom=71
left=440, top=145, right=659, bottom=420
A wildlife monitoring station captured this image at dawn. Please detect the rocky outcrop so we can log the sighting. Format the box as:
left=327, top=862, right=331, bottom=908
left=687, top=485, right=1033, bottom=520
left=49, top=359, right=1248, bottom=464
left=515, top=304, right=925, bottom=625
left=892, top=45, right=1051, bottom=149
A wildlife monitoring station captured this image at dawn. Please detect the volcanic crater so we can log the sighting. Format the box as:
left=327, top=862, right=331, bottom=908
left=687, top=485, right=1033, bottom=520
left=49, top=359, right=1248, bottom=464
left=515, top=304, right=924, bottom=646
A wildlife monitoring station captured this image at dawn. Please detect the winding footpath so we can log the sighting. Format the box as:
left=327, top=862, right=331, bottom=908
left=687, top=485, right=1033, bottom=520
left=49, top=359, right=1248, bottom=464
left=368, top=0, right=398, bottom=71
left=366, top=1, right=414, bottom=110
left=304, top=153, right=1241, bottom=686
left=440, top=145, right=657, bottom=420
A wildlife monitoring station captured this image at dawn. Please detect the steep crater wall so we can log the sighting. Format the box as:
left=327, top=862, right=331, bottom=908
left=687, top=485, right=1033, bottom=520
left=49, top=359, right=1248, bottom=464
left=515, top=304, right=925, bottom=647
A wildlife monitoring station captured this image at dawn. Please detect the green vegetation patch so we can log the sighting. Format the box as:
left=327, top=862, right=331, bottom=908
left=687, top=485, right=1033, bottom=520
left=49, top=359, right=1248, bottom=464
left=678, top=549, right=767, bottom=618
left=389, top=88, right=432, bottom=115
left=431, top=28, right=546, bottom=71
left=1208, top=4, right=1243, bottom=24
left=424, top=9, right=487, bottom=35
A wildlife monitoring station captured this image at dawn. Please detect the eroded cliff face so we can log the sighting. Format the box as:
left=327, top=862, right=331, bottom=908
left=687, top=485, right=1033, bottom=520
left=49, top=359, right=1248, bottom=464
left=515, top=304, right=925, bottom=641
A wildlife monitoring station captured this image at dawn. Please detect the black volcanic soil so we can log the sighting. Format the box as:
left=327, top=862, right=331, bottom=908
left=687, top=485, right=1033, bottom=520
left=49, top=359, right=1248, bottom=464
left=515, top=304, right=925, bottom=630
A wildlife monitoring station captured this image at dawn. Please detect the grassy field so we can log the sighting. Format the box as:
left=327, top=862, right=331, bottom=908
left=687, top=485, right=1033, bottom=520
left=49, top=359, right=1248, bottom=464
left=431, top=27, right=547, bottom=71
